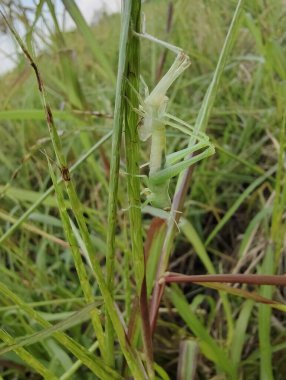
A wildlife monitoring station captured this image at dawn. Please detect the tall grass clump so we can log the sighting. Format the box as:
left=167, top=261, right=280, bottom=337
left=0, top=0, right=286, bottom=379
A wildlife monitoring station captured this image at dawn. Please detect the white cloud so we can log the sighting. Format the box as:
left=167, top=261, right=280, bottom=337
left=78, top=0, right=121, bottom=22
left=59, top=0, right=121, bottom=30
left=0, top=35, right=17, bottom=74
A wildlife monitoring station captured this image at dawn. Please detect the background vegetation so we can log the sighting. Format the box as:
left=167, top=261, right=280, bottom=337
left=0, top=0, right=286, bottom=379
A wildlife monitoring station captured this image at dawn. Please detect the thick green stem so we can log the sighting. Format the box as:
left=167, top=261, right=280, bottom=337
left=124, top=2, right=154, bottom=377
left=105, top=0, right=133, bottom=367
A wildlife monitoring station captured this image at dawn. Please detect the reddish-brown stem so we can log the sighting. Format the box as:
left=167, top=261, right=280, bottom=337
left=150, top=165, right=196, bottom=334
left=163, top=273, right=286, bottom=286
left=150, top=281, right=165, bottom=333
left=127, top=218, right=166, bottom=348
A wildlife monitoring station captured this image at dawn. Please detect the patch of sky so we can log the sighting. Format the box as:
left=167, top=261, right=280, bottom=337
left=0, top=0, right=120, bottom=75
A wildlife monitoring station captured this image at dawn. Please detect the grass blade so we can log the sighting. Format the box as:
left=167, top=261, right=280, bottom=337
left=0, top=131, right=112, bottom=244
left=47, top=157, right=107, bottom=359
left=0, top=302, right=101, bottom=355
left=105, top=0, right=132, bottom=365
left=192, top=0, right=245, bottom=137
left=62, top=0, right=115, bottom=83
left=205, top=166, right=276, bottom=246
left=123, top=2, right=154, bottom=376
left=0, top=330, right=59, bottom=380
left=258, top=245, right=274, bottom=380
left=167, top=285, right=236, bottom=378
left=230, top=300, right=253, bottom=371
left=0, top=281, right=121, bottom=380
left=177, top=340, right=198, bottom=380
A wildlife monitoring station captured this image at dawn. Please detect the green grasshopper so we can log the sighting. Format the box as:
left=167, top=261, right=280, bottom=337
left=134, top=31, right=215, bottom=210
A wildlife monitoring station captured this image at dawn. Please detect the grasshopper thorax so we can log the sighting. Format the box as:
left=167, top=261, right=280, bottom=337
left=146, top=180, right=171, bottom=209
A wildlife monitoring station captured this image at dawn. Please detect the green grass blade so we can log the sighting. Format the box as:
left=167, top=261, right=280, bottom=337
left=123, top=1, right=153, bottom=375
left=62, top=0, right=115, bottom=83
left=0, top=131, right=112, bottom=244
left=47, top=157, right=107, bottom=360
left=60, top=341, right=99, bottom=380
left=0, top=282, right=120, bottom=380
left=0, top=302, right=101, bottom=355
left=271, top=114, right=286, bottom=262
left=179, top=218, right=234, bottom=344
left=179, top=218, right=215, bottom=273
left=0, top=330, right=59, bottom=380
left=0, top=109, right=78, bottom=121
left=0, top=186, right=63, bottom=207
left=230, top=300, right=253, bottom=371
left=238, top=208, right=272, bottom=257
left=192, top=0, right=245, bottom=137
left=153, top=362, right=170, bottom=380
left=46, top=0, right=87, bottom=108
left=205, top=166, right=276, bottom=246
left=123, top=3, right=144, bottom=294
left=167, top=285, right=236, bottom=378
left=258, top=245, right=274, bottom=380
left=105, top=0, right=132, bottom=365
left=177, top=340, right=198, bottom=380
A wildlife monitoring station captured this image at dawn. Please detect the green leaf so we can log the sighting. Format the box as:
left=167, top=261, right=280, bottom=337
left=168, top=286, right=236, bottom=378
left=62, top=0, right=116, bottom=83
